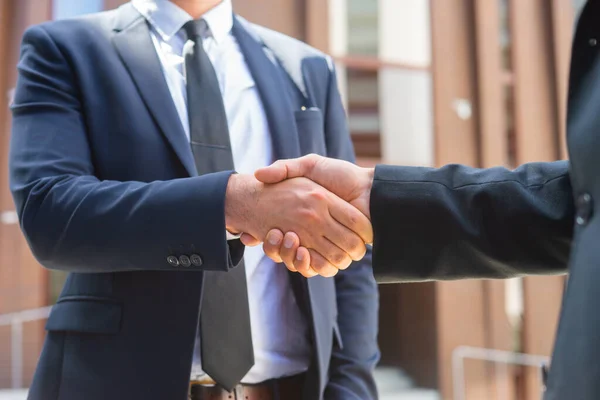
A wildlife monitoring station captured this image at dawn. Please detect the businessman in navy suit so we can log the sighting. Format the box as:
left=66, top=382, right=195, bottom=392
left=9, top=1, right=379, bottom=399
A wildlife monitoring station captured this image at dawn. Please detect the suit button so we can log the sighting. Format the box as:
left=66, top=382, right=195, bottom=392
left=179, top=255, right=192, bottom=267
left=167, top=256, right=180, bottom=267
left=190, top=254, right=203, bottom=267
left=576, top=193, right=593, bottom=226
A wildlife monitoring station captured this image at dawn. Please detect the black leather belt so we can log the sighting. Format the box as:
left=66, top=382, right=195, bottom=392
left=189, top=373, right=305, bottom=400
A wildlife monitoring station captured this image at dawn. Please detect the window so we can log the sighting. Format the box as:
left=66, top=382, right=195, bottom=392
left=347, top=68, right=380, bottom=158
left=341, top=0, right=381, bottom=159
left=500, top=0, right=516, bottom=167
left=334, top=0, right=432, bottom=164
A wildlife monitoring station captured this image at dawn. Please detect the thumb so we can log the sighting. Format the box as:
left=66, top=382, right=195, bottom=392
left=254, top=155, right=318, bottom=184
left=240, top=233, right=261, bottom=247
left=254, top=160, right=289, bottom=183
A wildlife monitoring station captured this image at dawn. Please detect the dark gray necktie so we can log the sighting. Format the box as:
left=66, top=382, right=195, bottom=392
left=183, top=19, right=254, bottom=391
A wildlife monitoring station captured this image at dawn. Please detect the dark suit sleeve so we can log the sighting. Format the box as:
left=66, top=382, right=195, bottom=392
left=322, top=61, right=380, bottom=400
left=371, top=162, right=575, bottom=283
left=9, top=25, right=244, bottom=273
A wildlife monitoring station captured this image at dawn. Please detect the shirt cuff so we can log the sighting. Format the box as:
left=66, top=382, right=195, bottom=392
left=226, top=230, right=242, bottom=241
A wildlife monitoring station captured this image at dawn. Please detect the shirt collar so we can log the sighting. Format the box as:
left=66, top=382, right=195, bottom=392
left=131, top=0, right=233, bottom=44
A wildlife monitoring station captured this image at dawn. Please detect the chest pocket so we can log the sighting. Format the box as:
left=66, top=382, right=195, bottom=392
left=295, top=108, right=326, bottom=155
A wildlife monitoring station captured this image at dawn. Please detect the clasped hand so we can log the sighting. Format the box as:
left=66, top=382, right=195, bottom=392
left=227, top=154, right=374, bottom=278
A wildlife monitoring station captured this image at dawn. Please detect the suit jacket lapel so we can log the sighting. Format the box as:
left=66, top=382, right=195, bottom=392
left=112, top=4, right=197, bottom=177
left=232, top=18, right=301, bottom=161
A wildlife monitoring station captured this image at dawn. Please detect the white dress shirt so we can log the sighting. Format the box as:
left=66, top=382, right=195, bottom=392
left=131, top=0, right=311, bottom=384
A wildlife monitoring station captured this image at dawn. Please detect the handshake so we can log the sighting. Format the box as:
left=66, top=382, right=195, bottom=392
left=225, top=154, right=374, bottom=278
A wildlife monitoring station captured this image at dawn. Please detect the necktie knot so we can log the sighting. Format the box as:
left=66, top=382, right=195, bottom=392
left=183, top=19, right=210, bottom=42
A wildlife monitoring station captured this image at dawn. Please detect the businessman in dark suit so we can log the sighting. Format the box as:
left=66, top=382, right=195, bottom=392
left=253, top=3, right=600, bottom=398
left=9, top=1, right=379, bottom=399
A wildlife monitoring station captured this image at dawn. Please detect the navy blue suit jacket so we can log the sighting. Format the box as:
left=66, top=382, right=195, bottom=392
left=9, top=4, right=379, bottom=400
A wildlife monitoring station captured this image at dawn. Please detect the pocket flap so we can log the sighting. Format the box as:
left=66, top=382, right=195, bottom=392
left=294, top=108, right=326, bottom=155
left=46, top=297, right=122, bottom=334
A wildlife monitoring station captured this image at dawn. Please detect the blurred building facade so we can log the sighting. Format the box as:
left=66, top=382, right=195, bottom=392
left=0, top=0, right=588, bottom=398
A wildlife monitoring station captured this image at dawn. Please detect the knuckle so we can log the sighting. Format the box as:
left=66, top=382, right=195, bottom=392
left=306, top=154, right=319, bottom=165
left=347, top=235, right=366, bottom=255
left=346, top=209, right=360, bottom=227
left=308, top=189, right=327, bottom=202
left=300, top=208, right=320, bottom=224
left=311, top=257, right=327, bottom=272
left=330, top=251, right=347, bottom=266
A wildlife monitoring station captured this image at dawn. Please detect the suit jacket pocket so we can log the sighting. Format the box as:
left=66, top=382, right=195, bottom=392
left=45, top=296, right=122, bottom=334
left=295, top=108, right=326, bottom=155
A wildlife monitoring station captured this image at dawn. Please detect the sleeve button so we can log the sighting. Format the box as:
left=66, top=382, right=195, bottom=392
left=179, top=255, right=192, bottom=267
left=190, top=254, right=203, bottom=267
left=167, top=256, right=180, bottom=267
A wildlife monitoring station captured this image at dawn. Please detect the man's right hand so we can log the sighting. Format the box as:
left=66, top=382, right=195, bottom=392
left=225, top=173, right=372, bottom=276
left=254, top=154, right=374, bottom=219
left=241, top=155, right=375, bottom=277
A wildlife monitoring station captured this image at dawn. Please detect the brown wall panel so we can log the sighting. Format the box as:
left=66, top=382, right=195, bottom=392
left=473, top=2, right=516, bottom=399
left=233, top=0, right=305, bottom=40
left=436, top=281, right=489, bottom=400
left=510, top=0, right=559, bottom=163
left=305, top=0, right=328, bottom=53
left=396, top=283, right=438, bottom=389
left=550, top=0, right=575, bottom=160
left=473, top=0, right=508, bottom=168
left=510, top=1, right=566, bottom=398
left=521, top=277, right=564, bottom=399
left=104, top=0, right=129, bottom=11
left=0, top=0, right=52, bottom=389
left=0, top=0, right=52, bottom=308
left=431, top=0, right=479, bottom=168
left=431, top=0, right=492, bottom=398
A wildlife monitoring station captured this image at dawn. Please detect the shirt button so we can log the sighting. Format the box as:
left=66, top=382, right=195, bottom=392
left=179, top=255, right=192, bottom=267
left=590, top=38, right=598, bottom=47
left=167, top=256, right=180, bottom=267
left=576, top=193, right=593, bottom=226
left=190, top=254, right=203, bottom=267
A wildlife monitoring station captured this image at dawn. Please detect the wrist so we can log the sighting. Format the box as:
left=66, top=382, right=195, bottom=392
left=364, top=167, right=375, bottom=187
left=224, top=174, right=260, bottom=235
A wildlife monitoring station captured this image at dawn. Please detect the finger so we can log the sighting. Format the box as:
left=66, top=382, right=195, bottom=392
left=240, top=233, right=261, bottom=247
left=294, top=247, right=318, bottom=278
left=296, top=256, right=318, bottom=278
left=308, top=249, right=339, bottom=277
left=262, top=229, right=284, bottom=263
left=312, top=236, right=353, bottom=271
left=319, top=212, right=367, bottom=262
left=327, top=194, right=373, bottom=245
left=293, top=247, right=311, bottom=275
left=254, top=154, right=320, bottom=184
left=280, top=232, right=300, bottom=272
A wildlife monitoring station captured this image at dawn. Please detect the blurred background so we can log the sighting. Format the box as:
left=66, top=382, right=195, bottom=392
left=0, top=0, right=589, bottom=399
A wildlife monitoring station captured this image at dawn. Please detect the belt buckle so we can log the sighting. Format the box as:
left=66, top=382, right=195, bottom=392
left=190, top=377, right=217, bottom=387
left=189, top=378, right=217, bottom=400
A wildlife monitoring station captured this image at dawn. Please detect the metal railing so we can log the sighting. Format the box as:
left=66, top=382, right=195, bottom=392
left=452, top=345, right=550, bottom=400
left=1, top=308, right=550, bottom=398
left=0, top=307, right=52, bottom=389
